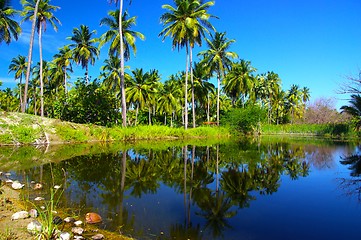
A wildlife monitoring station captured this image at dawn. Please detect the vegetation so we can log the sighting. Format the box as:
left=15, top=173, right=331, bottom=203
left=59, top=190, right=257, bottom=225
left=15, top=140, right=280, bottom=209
left=1, top=0, right=360, bottom=138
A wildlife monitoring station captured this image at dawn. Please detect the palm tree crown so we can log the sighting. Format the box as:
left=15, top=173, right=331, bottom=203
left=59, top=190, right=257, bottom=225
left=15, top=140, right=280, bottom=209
left=0, top=0, right=21, bottom=44
left=99, top=9, right=145, bottom=59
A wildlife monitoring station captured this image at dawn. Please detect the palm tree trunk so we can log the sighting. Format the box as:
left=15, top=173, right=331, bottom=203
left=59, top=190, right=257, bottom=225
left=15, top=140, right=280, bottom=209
left=23, top=0, right=40, bottom=113
left=207, top=94, right=210, bottom=122
left=119, top=0, right=127, bottom=127
left=135, top=104, right=139, bottom=126
left=190, top=47, right=196, bottom=128
left=148, top=106, right=151, bottom=125
left=19, top=75, right=23, bottom=111
left=39, top=25, right=44, bottom=117
left=64, top=67, right=67, bottom=95
left=85, top=64, right=89, bottom=85
left=184, top=44, right=189, bottom=130
left=216, top=72, right=221, bottom=126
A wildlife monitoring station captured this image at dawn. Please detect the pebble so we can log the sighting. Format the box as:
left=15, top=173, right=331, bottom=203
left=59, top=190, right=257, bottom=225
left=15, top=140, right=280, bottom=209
left=33, top=183, right=43, bottom=190
left=74, top=236, right=84, bottom=240
left=53, top=216, right=63, bottom=225
left=28, top=209, right=38, bottom=218
left=54, top=185, right=61, bottom=189
left=74, top=220, right=83, bottom=226
left=72, top=227, right=84, bottom=235
left=5, top=179, right=13, bottom=183
left=27, top=220, right=42, bottom=234
left=11, top=181, right=24, bottom=190
left=59, top=232, right=71, bottom=240
left=11, top=211, right=29, bottom=220
left=34, top=197, right=44, bottom=201
left=91, top=234, right=104, bottom=240
left=64, top=217, right=75, bottom=223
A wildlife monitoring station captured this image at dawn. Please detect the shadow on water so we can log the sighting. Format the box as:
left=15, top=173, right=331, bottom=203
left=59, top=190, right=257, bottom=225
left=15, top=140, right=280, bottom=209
left=0, top=136, right=360, bottom=240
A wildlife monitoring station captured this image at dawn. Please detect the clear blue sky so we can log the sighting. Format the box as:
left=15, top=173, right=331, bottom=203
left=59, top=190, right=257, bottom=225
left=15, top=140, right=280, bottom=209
left=1, top=0, right=361, bottom=109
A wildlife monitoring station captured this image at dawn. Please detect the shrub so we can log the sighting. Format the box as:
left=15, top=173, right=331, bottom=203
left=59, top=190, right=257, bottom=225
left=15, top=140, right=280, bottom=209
left=221, top=106, right=267, bottom=134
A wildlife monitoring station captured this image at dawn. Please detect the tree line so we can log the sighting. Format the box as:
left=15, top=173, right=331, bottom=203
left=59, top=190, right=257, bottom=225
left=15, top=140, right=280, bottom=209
left=1, top=0, right=314, bottom=128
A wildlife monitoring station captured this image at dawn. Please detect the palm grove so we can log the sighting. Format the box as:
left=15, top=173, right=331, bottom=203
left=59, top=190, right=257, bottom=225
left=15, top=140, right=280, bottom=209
left=1, top=0, right=316, bottom=131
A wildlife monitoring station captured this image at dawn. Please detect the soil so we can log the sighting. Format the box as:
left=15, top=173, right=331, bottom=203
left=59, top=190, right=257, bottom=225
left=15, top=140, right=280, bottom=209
left=0, top=185, right=34, bottom=239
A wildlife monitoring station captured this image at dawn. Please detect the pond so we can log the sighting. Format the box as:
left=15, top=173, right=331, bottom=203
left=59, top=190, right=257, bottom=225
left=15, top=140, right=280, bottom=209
left=1, top=136, right=361, bottom=240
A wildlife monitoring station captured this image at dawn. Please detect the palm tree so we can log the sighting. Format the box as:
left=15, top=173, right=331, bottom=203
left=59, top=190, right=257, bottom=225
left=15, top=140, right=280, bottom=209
left=99, top=9, right=145, bottom=59
left=126, top=68, right=150, bottom=125
left=159, top=0, right=216, bottom=129
left=21, top=0, right=40, bottom=113
left=158, top=78, right=182, bottom=126
left=67, top=24, right=99, bottom=85
left=223, top=59, right=255, bottom=106
left=340, top=94, right=361, bottom=130
left=0, top=0, right=21, bottom=44
left=53, top=46, right=73, bottom=94
left=22, top=0, right=60, bottom=117
left=287, top=84, right=302, bottom=123
left=199, top=32, right=238, bottom=125
left=107, top=0, right=135, bottom=127
left=8, top=55, right=27, bottom=110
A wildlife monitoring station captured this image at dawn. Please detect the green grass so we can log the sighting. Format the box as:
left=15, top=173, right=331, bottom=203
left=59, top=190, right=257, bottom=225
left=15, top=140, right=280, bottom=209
left=261, top=123, right=356, bottom=138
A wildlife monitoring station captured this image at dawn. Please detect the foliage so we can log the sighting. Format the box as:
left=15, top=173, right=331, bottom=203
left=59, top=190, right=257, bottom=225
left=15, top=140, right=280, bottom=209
left=261, top=123, right=354, bottom=138
left=60, top=80, right=120, bottom=126
left=221, top=105, right=266, bottom=134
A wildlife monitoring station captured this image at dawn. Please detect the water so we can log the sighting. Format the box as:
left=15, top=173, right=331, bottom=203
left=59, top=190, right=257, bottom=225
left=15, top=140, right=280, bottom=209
left=1, top=137, right=361, bottom=240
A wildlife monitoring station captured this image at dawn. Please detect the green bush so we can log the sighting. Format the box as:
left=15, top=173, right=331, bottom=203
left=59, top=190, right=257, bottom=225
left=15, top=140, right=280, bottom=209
left=222, top=106, right=267, bottom=134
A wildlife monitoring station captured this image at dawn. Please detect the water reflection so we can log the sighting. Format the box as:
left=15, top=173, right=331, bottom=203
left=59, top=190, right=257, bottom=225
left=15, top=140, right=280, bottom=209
left=1, top=138, right=359, bottom=239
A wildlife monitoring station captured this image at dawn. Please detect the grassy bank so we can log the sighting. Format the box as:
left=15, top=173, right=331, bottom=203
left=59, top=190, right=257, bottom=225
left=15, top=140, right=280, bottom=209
left=261, top=123, right=357, bottom=138
left=0, top=112, right=230, bottom=145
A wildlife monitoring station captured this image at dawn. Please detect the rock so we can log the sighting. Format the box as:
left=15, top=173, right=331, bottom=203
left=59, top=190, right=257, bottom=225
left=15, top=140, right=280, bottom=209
left=54, top=185, right=61, bottom=189
left=72, top=227, right=84, bottom=235
left=74, top=236, right=85, bottom=240
left=59, top=232, right=71, bottom=240
left=40, top=206, right=45, bottom=210
left=11, top=181, right=24, bottom=190
left=27, top=220, right=42, bottom=234
left=11, top=211, right=29, bottom=220
left=74, top=220, right=83, bottom=226
left=85, top=212, right=102, bottom=224
left=5, top=179, right=13, bottom=184
left=5, top=172, right=11, bottom=177
left=64, top=216, right=75, bottom=223
left=91, top=234, right=104, bottom=240
left=28, top=209, right=38, bottom=218
left=53, top=216, right=63, bottom=225
left=33, top=183, right=43, bottom=190
left=34, top=197, right=44, bottom=201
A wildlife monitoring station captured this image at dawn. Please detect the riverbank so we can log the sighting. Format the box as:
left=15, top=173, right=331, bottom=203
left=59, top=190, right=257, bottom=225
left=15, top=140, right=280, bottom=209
left=0, top=112, right=231, bottom=145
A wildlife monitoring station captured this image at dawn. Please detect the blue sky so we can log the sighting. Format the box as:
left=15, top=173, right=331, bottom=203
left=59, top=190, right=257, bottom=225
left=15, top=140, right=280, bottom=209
left=1, top=0, right=361, bottom=109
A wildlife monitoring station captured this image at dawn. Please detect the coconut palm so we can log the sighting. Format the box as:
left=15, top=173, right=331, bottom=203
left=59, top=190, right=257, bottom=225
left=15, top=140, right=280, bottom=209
left=0, top=0, right=21, bottom=44
left=53, top=46, right=73, bottom=94
left=21, top=0, right=40, bottom=113
left=22, top=0, right=60, bottom=117
left=340, top=94, right=361, bottom=130
left=8, top=55, right=27, bottom=110
left=199, top=32, right=238, bottom=125
left=223, top=59, right=256, bottom=106
left=160, top=0, right=216, bottom=129
left=67, top=24, right=99, bottom=85
left=107, top=0, right=134, bottom=127
left=99, top=9, right=145, bottom=59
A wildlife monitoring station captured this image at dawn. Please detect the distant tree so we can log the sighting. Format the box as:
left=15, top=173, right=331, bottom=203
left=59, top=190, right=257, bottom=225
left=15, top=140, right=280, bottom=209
left=303, top=97, right=347, bottom=124
left=8, top=55, right=27, bottom=110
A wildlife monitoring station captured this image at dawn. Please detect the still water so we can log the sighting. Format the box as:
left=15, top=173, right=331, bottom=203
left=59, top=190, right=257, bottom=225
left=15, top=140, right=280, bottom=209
left=2, top=137, right=361, bottom=240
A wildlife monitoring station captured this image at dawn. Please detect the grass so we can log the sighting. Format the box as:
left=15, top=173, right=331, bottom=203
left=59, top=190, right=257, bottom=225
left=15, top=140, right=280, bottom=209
left=261, top=123, right=357, bottom=138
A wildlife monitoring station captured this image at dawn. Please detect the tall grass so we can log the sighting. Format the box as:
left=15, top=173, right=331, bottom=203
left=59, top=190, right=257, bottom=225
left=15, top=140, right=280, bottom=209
left=261, top=123, right=356, bottom=138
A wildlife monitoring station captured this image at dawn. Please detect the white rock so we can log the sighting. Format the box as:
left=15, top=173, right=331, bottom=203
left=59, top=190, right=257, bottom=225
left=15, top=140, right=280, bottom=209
left=63, top=217, right=75, bottom=223
left=11, top=211, right=29, bottom=220
left=54, top=185, right=61, bottom=189
left=40, top=206, right=46, bottom=210
left=34, top=197, right=44, bottom=201
left=72, top=227, right=84, bottom=235
left=28, top=209, right=38, bottom=218
left=11, top=181, right=24, bottom=190
left=5, top=172, right=11, bottom=177
left=91, top=234, right=104, bottom=240
left=5, top=179, right=13, bottom=183
left=59, top=232, right=71, bottom=240
left=74, top=220, right=83, bottom=226
left=27, top=220, right=42, bottom=234
left=74, top=236, right=85, bottom=239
